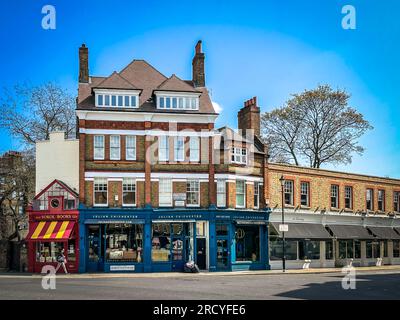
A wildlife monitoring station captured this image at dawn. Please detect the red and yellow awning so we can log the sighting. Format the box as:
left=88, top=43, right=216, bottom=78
left=27, top=221, right=75, bottom=241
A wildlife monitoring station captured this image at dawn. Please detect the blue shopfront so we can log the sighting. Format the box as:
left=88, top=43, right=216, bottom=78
left=78, top=205, right=270, bottom=273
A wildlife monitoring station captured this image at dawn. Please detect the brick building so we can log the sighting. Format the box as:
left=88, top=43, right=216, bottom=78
left=267, top=163, right=400, bottom=269
left=76, top=41, right=270, bottom=273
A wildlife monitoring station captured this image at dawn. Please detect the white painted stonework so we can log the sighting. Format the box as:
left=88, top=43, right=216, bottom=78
left=35, top=131, right=79, bottom=194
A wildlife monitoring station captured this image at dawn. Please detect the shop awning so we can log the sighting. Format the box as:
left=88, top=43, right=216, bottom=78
left=326, top=224, right=374, bottom=240
left=367, top=227, right=400, bottom=240
left=27, top=221, right=75, bottom=241
left=270, top=222, right=332, bottom=239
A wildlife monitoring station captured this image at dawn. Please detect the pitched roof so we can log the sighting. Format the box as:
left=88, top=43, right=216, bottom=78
left=156, top=74, right=200, bottom=93
left=93, top=71, right=138, bottom=90
left=119, top=60, right=167, bottom=104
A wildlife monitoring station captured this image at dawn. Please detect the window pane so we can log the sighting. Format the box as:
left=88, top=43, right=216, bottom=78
left=94, top=178, right=107, bottom=205
left=105, top=95, right=110, bottom=106
left=235, top=225, right=260, bottom=262
left=159, top=136, right=169, bottom=161
left=174, top=137, right=184, bottom=161
left=111, top=95, right=116, bottom=106
left=159, top=179, right=172, bottom=206
left=159, top=97, right=164, bottom=108
left=186, top=180, right=200, bottom=206
left=97, top=95, right=103, bottom=106
left=118, top=96, right=123, bottom=106
left=123, top=178, right=136, bottom=205
left=94, top=135, right=104, bottom=159
left=189, top=137, right=199, bottom=161
left=124, top=96, right=130, bottom=107
left=110, top=135, right=120, bottom=160
left=105, top=224, right=143, bottom=262
left=236, top=181, right=245, bottom=207
left=166, top=97, right=171, bottom=108
left=152, top=223, right=171, bottom=261
left=131, top=96, right=137, bottom=107
left=126, top=136, right=136, bottom=160
left=217, top=180, right=226, bottom=207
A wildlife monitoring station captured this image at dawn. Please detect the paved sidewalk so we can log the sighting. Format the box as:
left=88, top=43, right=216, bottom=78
left=0, top=265, right=399, bottom=279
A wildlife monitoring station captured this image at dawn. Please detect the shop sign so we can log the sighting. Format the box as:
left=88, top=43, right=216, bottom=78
left=279, top=224, right=289, bottom=232
left=110, top=265, right=135, bottom=271
left=33, top=214, right=77, bottom=221
left=175, top=200, right=185, bottom=207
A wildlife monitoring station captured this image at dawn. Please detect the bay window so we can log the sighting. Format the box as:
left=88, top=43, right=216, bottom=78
left=159, top=179, right=172, bottom=207
left=125, top=136, right=136, bottom=160
left=94, top=135, right=104, bottom=160
left=236, top=180, right=245, bottom=208
left=110, top=135, right=120, bottom=160
left=186, top=180, right=200, bottom=206
left=94, top=178, right=108, bottom=206
left=122, top=178, right=136, bottom=206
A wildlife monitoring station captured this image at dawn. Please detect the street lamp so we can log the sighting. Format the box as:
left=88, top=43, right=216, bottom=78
left=279, top=175, right=286, bottom=272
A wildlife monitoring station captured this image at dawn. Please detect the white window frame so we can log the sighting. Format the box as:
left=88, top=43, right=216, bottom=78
left=231, top=147, right=247, bottom=165
left=94, top=135, right=105, bottom=160
left=110, top=135, right=120, bottom=160
left=189, top=136, right=200, bottom=162
left=236, top=180, right=246, bottom=209
left=159, top=136, right=169, bottom=161
left=366, top=189, right=374, bottom=211
left=284, top=180, right=294, bottom=206
left=254, top=182, right=260, bottom=209
left=155, top=92, right=200, bottom=111
left=186, top=180, right=200, bottom=207
left=122, top=178, right=136, bottom=207
left=159, top=179, right=172, bottom=207
left=394, top=191, right=400, bottom=213
left=345, top=186, right=353, bottom=209
left=331, top=185, right=339, bottom=209
left=300, top=182, right=310, bottom=207
left=378, top=190, right=385, bottom=211
left=94, top=178, right=108, bottom=207
left=174, top=136, right=185, bottom=162
left=217, top=180, right=226, bottom=208
left=125, top=136, right=136, bottom=160
left=94, top=89, right=139, bottom=108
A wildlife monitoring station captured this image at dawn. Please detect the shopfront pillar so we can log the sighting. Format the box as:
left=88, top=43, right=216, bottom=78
left=143, top=219, right=152, bottom=272
left=208, top=219, right=217, bottom=271
left=230, top=223, right=236, bottom=264
left=260, top=224, right=270, bottom=269
left=79, top=220, right=86, bottom=273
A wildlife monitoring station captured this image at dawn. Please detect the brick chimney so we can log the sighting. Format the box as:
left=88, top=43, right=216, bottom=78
left=79, top=44, right=89, bottom=83
left=238, top=96, right=261, bottom=137
left=192, top=40, right=205, bottom=87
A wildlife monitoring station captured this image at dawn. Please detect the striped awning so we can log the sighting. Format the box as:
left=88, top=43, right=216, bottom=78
left=27, top=221, right=75, bottom=241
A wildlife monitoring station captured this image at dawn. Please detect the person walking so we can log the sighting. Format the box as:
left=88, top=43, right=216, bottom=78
left=55, top=248, right=68, bottom=274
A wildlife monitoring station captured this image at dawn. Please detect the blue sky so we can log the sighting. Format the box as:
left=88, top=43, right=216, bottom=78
left=0, top=0, right=399, bottom=177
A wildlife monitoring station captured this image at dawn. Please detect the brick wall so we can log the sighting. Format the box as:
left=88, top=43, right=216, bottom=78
left=268, top=163, right=400, bottom=214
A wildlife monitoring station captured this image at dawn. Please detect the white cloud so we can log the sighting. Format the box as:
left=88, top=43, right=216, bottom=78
left=212, top=101, right=223, bottom=113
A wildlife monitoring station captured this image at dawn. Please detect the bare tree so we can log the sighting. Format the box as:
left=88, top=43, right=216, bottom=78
left=261, top=85, right=373, bottom=168
left=0, top=82, right=76, bottom=148
left=0, top=151, right=35, bottom=241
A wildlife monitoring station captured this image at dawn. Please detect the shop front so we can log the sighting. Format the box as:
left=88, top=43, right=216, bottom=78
left=79, top=207, right=270, bottom=273
left=27, top=180, right=80, bottom=273
left=79, top=207, right=211, bottom=273
left=210, top=210, right=270, bottom=272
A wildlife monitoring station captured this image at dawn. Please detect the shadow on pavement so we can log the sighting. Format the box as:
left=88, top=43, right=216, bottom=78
left=276, top=273, right=400, bottom=300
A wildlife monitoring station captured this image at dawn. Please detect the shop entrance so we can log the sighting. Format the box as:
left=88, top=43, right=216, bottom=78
left=87, top=225, right=103, bottom=272
left=196, top=238, right=207, bottom=270
left=216, top=224, right=230, bottom=271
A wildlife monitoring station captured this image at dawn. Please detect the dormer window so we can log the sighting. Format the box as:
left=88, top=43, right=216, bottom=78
left=155, top=92, right=200, bottom=111
left=94, top=89, right=139, bottom=108
left=231, top=147, right=247, bottom=165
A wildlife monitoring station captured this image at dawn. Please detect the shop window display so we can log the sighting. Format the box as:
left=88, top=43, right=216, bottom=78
left=235, top=225, right=260, bottom=262
left=152, top=223, right=171, bottom=262
left=105, top=224, right=143, bottom=262
left=36, top=242, right=64, bottom=263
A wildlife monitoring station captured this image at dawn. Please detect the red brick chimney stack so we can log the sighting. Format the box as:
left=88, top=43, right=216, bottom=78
left=79, top=44, right=89, bottom=83
left=238, top=96, right=261, bottom=137
left=192, top=40, right=205, bottom=87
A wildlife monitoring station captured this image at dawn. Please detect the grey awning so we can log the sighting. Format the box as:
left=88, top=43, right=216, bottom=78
left=327, top=224, right=374, bottom=240
left=270, top=222, right=332, bottom=239
left=368, top=227, right=400, bottom=240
